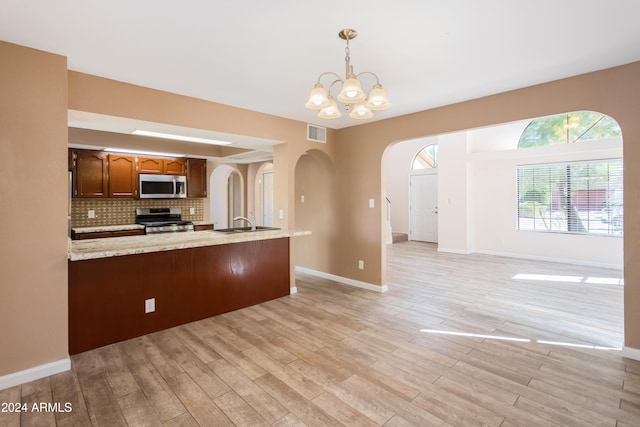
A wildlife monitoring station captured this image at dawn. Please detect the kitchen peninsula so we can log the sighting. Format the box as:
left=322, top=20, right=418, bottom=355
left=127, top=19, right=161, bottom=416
left=68, top=229, right=309, bottom=354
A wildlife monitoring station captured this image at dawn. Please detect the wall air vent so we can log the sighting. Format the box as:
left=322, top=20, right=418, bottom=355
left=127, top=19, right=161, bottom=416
left=307, top=124, right=327, bottom=143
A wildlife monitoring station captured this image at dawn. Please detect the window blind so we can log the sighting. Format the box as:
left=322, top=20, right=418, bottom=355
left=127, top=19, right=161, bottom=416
left=516, top=159, right=623, bottom=236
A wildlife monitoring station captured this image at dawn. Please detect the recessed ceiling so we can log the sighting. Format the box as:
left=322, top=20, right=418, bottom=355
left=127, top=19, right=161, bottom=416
left=3, top=1, right=640, bottom=133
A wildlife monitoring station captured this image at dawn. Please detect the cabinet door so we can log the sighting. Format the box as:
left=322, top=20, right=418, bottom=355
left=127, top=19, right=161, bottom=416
left=138, top=157, right=163, bottom=174
left=164, top=158, right=186, bottom=175
left=108, top=154, right=137, bottom=198
left=187, top=158, right=207, bottom=197
left=194, top=224, right=213, bottom=231
left=75, top=150, right=108, bottom=198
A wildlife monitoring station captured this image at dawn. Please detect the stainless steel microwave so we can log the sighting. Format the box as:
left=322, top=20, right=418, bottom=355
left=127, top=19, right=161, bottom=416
left=139, top=174, right=187, bottom=199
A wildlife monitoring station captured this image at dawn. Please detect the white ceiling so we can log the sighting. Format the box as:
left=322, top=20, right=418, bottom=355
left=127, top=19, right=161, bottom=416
left=3, top=1, right=640, bottom=137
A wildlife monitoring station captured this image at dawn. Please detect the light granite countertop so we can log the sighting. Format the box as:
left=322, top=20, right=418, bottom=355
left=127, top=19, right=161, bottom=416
left=68, top=229, right=311, bottom=261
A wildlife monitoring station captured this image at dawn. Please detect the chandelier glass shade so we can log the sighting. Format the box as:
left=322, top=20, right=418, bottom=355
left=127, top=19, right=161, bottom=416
left=305, top=29, right=390, bottom=120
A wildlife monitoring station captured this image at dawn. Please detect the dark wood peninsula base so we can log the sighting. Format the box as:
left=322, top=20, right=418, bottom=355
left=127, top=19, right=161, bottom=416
left=68, top=237, right=290, bottom=354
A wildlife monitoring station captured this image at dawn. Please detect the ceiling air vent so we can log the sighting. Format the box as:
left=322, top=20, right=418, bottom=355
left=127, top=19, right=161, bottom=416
left=307, top=124, right=327, bottom=143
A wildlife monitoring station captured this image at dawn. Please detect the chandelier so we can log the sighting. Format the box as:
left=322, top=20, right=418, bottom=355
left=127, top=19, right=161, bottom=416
left=305, top=29, right=390, bottom=120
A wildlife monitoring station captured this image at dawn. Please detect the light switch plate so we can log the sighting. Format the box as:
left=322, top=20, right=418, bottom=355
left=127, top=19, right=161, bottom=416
left=369, top=199, right=375, bottom=208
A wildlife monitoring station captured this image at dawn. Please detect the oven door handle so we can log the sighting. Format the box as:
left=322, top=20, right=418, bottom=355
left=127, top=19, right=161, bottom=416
left=173, top=178, right=177, bottom=197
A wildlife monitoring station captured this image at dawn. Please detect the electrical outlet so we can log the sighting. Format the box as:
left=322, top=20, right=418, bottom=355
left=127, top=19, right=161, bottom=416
left=87, top=209, right=95, bottom=219
left=145, top=298, right=155, bottom=313
left=279, top=209, right=284, bottom=219
left=301, top=195, right=305, bottom=203
left=189, top=207, right=195, bottom=215
left=358, top=260, right=364, bottom=270
left=369, top=198, right=375, bottom=208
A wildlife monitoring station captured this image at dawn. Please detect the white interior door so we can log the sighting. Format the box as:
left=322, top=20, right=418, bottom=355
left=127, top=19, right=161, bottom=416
left=262, top=171, right=274, bottom=226
left=410, top=174, right=438, bottom=242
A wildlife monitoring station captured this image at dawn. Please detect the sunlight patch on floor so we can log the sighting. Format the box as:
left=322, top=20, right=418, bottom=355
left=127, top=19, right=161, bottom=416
left=420, top=329, right=621, bottom=351
left=512, top=273, right=623, bottom=285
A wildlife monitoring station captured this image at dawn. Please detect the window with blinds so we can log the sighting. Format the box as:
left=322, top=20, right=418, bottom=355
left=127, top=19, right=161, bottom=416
left=516, top=159, right=623, bottom=236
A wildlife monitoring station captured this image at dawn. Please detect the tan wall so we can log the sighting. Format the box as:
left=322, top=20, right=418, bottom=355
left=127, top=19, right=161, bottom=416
left=294, top=150, right=338, bottom=272
left=3, top=39, right=640, bottom=383
left=0, top=42, right=68, bottom=375
left=334, top=61, right=640, bottom=347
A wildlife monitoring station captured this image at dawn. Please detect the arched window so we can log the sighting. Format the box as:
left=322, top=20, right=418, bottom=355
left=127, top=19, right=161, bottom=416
left=412, top=144, right=438, bottom=169
left=516, top=111, right=623, bottom=236
left=518, top=111, right=621, bottom=148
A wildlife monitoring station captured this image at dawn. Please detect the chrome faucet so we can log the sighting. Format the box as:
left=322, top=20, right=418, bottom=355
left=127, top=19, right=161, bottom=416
left=233, top=213, right=256, bottom=231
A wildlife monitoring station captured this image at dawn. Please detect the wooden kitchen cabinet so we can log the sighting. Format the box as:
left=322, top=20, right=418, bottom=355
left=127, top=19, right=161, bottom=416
left=70, top=149, right=201, bottom=199
left=164, top=158, right=186, bottom=175
left=138, top=157, right=186, bottom=175
left=186, top=158, right=207, bottom=197
left=71, top=228, right=145, bottom=240
left=72, top=149, right=108, bottom=198
left=193, top=223, right=214, bottom=231
left=108, top=154, right=137, bottom=197
left=69, top=237, right=290, bottom=353
left=137, top=157, right=164, bottom=174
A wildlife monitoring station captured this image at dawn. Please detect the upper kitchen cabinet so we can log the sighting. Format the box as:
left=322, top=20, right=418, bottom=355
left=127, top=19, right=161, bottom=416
left=164, top=158, right=186, bottom=175
left=138, top=157, right=186, bottom=175
left=108, top=154, right=137, bottom=198
left=187, top=158, right=207, bottom=197
left=72, top=149, right=108, bottom=198
left=137, top=157, right=163, bottom=174
left=70, top=148, right=205, bottom=199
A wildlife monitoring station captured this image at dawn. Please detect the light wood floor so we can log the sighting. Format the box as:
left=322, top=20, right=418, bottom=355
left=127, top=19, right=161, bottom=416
left=2, top=241, right=639, bottom=426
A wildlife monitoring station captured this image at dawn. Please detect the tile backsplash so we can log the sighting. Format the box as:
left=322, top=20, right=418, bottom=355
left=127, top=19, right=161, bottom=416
left=71, top=198, right=204, bottom=228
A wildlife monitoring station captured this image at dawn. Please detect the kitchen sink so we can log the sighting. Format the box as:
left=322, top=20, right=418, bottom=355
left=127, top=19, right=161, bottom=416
left=213, top=226, right=280, bottom=234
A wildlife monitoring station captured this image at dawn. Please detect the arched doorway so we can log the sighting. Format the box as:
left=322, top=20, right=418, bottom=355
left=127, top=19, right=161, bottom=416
left=294, top=150, right=337, bottom=274
left=384, top=136, right=439, bottom=244
left=210, top=165, right=244, bottom=228
left=227, top=171, right=242, bottom=226
left=255, top=163, right=274, bottom=227
left=382, top=110, right=623, bottom=348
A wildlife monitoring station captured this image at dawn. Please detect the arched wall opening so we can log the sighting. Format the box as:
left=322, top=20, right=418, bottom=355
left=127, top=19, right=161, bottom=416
left=253, top=162, right=274, bottom=227
left=380, top=110, right=624, bottom=345
left=210, top=164, right=245, bottom=229
left=385, top=137, right=440, bottom=243
left=382, top=112, right=622, bottom=267
left=294, top=149, right=338, bottom=274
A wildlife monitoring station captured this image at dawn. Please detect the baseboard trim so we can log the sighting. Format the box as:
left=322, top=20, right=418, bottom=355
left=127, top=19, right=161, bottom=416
left=471, top=249, right=622, bottom=270
left=295, top=266, right=388, bottom=293
left=410, top=243, right=622, bottom=270
left=437, top=247, right=473, bottom=255
left=623, top=346, right=640, bottom=362
left=0, top=358, right=70, bottom=391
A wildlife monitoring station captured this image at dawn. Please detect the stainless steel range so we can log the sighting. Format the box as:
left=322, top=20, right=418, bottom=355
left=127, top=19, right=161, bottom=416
left=135, top=207, right=194, bottom=234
